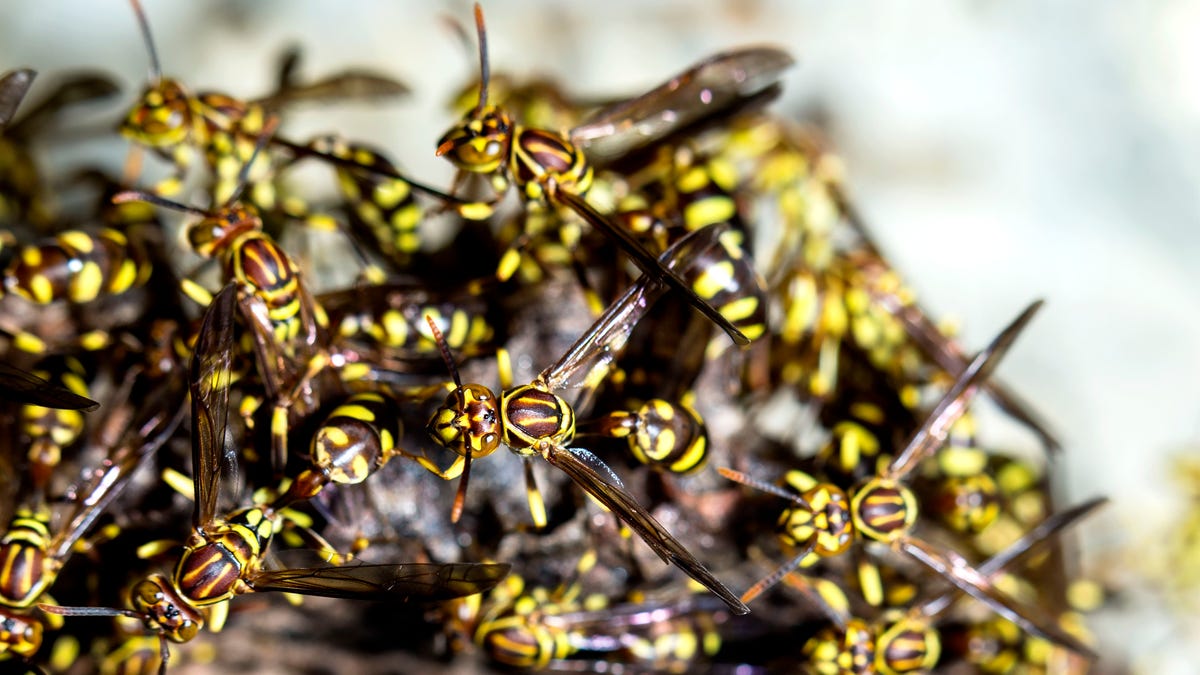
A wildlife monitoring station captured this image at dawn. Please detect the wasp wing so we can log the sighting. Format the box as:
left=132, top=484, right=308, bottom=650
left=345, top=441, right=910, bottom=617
left=50, top=371, right=188, bottom=560
left=4, top=72, right=120, bottom=139
left=571, top=47, right=793, bottom=160
left=0, top=68, right=35, bottom=128
left=544, top=444, right=748, bottom=615
left=0, top=362, right=100, bottom=411
left=915, top=496, right=1108, bottom=619
left=884, top=300, right=1042, bottom=481
left=246, top=561, right=511, bottom=601
left=189, top=283, right=239, bottom=529
left=898, top=536, right=1096, bottom=659
left=254, top=71, right=409, bottom=110
left=539, top=223, right=742, bottom=391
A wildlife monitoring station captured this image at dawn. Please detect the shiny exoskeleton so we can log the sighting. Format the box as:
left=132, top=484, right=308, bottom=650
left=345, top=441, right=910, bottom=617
left=432, top=5, right=791, bottom=346
left=42, top=284, right=511, bottom=673
left=122, top=0, right=408, bottom=213
left=722, top=302, right=1094, bottom=657
left=423, top=225, right=753, bottom=615
left=274, top=391, right=409, bottom=509
left=0, top=359, right=187, bottom=662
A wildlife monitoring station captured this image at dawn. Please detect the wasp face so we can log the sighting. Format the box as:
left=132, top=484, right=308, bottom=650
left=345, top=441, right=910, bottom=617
left=428, top=384, right=502, bottom=459
left=122, top=78, right=191, bottom=148
left=436, top=105, right=513, bottom=175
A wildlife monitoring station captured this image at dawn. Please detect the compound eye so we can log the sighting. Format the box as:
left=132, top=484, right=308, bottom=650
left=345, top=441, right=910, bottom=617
left=178, top=620, right=200, bottom=642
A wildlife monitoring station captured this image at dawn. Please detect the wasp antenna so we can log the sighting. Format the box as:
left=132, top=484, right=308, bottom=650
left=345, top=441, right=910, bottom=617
left=473, top=3, right=490, bottom=113
left=113, top=190, right=208, bottom=218
left=225, top=114, right=280, bottom=207
left=426, top=314, right=463, bottom=388
left=129, top=0, right=163, bottom=84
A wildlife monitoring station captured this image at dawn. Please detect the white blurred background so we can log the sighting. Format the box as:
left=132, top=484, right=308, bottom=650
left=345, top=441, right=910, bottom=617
left=3, top=1, right=1198, bottom=672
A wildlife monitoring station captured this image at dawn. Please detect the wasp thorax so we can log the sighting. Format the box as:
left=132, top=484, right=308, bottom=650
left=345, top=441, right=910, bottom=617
left=185, top=205, right=260, bottom=257
left=121, top=79, right=191, bottom=146
left=876, top=616, right=940, bottom=675
left=499, top=384, right=573, bottom=451
left=428, top=384, right=501, bottom=458
left=851, top=478, right=918, bottom=544
left=436, top=105, right=513, bottom=174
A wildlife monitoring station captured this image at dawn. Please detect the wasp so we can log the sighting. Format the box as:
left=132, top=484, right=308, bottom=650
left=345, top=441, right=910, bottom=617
left=0, top=353, right=187, bottom=664
left=43, top=283, right=510, bottom=673
left=121, top=0, right=408, bottom=211
left=429, top=5, right=790, bottom=346
left=721, top=301, right=1093, bottom=655
left=16, top=355, right=92, bottom=502
left=574, top=219, right=767, bottom=476
left=0, top=168, right=176, bottom=360
left=708, top=114, right=1058, bottom=448
left=421, top=222, right=750, bottom=615
left=801, top=496, right=1104, bottom=675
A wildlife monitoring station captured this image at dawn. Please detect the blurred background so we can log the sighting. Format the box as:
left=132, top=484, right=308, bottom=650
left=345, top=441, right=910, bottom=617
left=2, top=1, right=1197, bottom=672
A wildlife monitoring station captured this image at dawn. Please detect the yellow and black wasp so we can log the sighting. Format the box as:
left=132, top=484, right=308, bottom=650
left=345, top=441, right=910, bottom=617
left=121, top=0, right=408, bottom=211
left=42, top=283, right=511, bottom=674
left=800, top=496, right=1105, bottom=675
left=720, top=300, right=1093, bottom=656
left=420, top=223, right=752, bottom=615
left=0, top=351, right=187, bottom=666
left=428, top=4, right=790, bottom=346
left=443, top=547, right=738, bottom=672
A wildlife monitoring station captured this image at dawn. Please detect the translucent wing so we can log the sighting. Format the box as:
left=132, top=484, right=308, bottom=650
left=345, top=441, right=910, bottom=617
left=3, top=72, right=120, bottom=139
left=50, top=372, right=188, bottom=560
left=538, top=223, right=741, bottom=391
left=189, top=283, right=239, bottom=528
left=0, top=68, right=35, bottom=128
left=0, top=362, right=100, bottom=411
left=915, top=496, right=1108, bottom=618
left=873, top=286, right=1060, bottom=451
left=571, top=47, right=794, bottom=160
left=884, top=300, right=1042, bottom=481
left=254, top=70, right=409, bottom=110
left=246, top=561, right=511, bottom=601
left=553, top=187, right=748, bottom=347
left=898, top=537, right=1096, bottom=659
left=543, top=444, right=748, bottom=615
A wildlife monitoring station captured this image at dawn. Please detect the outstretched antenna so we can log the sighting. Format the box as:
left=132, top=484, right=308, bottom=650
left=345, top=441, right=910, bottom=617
left=129, top=0, right=164, bottom=84
left=472, top=3, right=490, bottom=114
left=226, top=115, right=280, bottom=206
left=112, top=190, right=207, bottom=218
left=427, top=315, right=472, bottom=523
